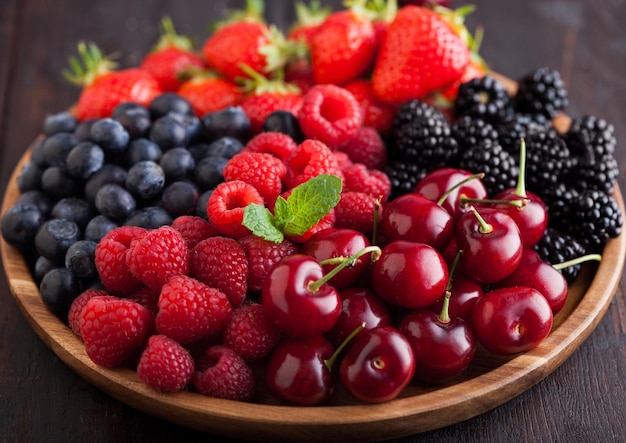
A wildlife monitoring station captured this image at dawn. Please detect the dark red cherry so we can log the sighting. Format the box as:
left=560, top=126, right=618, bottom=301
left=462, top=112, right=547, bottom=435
left=429, top=273, right=484, bottom=323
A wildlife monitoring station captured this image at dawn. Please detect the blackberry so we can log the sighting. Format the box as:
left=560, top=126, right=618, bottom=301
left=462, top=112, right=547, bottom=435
left=523, top=130, right=574, bottom=194
left=450, top=116, right=499, bottom=155
left=454, top=76, right=514, bottom=126
left=536, top=182, right=580, bottom=232
left=534, top=227, right=587, bottom=283
left=565, top=189, right=623, bottom=252
left=514, top=67, right=569, bottom=119
left=496, top=112, right=552, bottom=156
left=384, top=160, right=427, bottom=200
left=457, top=139, right=518, bottom=196
left=390, top=99, right=459, bottom=172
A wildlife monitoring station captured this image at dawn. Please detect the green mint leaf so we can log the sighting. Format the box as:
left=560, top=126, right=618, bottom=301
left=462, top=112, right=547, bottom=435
left=272, top=196, right=292, bottom=232
left=242, top=203, right=284, bottom=243
left=282, top=174, right=342, bottom=236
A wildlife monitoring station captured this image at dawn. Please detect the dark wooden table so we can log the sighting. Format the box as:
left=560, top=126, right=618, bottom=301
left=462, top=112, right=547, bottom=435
left=1, top=0, right=625, bottom=441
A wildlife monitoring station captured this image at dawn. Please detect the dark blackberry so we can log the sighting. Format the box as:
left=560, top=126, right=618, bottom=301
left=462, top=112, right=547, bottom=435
left=534, top=227, right=587, bottom=283
left=384, top=160, right=428, bottom=200
left=536, top=182, right=579, bottom=232
left=523, top=130, right=574, bottom=194
left=450, top=116, right=499, bottom=155
left=390, top=99, right=459, bottom=172
left=454, top=75, right=514, bottom=126
left=514, top=67, right=569, bottom=119
left=457, top=139, right=518, bottom=196
left=496, top=112, right=552, bottom=156
left=566, top=189, right=623, bottom=252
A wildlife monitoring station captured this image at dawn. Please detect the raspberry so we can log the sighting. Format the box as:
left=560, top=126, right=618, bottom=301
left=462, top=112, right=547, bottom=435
left=94, top=226, right=146, bottom=296
left=190, top=236, right=249, bottom=307
left=287, top=209, right=336, bottom=244
left=343, top=79, right=396, bottom=133
left=333, top=151, right=354, bottom=172
left=242, top=131, right=298, bottom=163
left=80, top=295, right=153, bottom=368
left=334, top=191, right=381, bottom=237
left=238, top=234, right=300, bottom=292
left=156, top=275, right=232, bottom=344
left=192, top=345, right=255, bottom=401
left=223, top=151, right=287, bottom=203
left=171, top=215, right=219, bottom=250
left=137, top=334, right=195, bottom=392
left=127, top=285, right=160, bottom=318
left=284, top=139, right=343, bottom=189
left=337, top=126, right=388, bottom=170
left=222, top=303, right=282, bottom=361
left=342, top=163, right=391, bottom=202
left=68, top=288, right=111, bottom=339
left=297, top=84, right=362, bottom=148
left=207, top=180, right=264, bottom=239
left=126, top=225, right=190, bottom=292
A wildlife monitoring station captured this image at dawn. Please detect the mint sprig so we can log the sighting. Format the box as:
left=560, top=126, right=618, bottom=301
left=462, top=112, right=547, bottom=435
left=242, top=174, right=342, bottom=243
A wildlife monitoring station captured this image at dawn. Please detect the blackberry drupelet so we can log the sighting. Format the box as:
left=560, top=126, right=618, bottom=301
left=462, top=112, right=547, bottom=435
left=454, top=75, right=514, bottom=126
left=384, top=161, right=427, bottom=200
left=450, top=116, right=499, bottom=155
left=566, top=189, right=623, bottom=252
left=534, top=227, right=587, bottom=283
left=514, top=67, right=569, bottom=119
left=537, top=182, right=580, bottom=232
left=457, top=139, right=518, bottom=196
left=523, top=129, right=575, bottom=195
left=496, top=112, right=552, bottom=156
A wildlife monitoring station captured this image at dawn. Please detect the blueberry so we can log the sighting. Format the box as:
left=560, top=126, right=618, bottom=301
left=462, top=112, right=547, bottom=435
left=29, top=138, right=48, bottom=167
left=51, top=197, right=93, bottom=229
left=41, top=132, right=79, bottom=167
left=34, top=255, right=56, bottom=285
left=149, top=93, right=194, bottom=119
left=124, top=138, right=163, bottom=167
left=193, top=156, right=227, bottom=191
left=43, top=111, right=78, bottom=135
left=205, top=136, right=244, bottom=159
left=159, top=147, right=196, bottom=180
left=35, top=218, right=81, bottom=264
left=188, top=143, right=213, bottom=162
left=149, top=114, right=190, bottom=150
left=17, top=161, right=44, bottom=192
left=201, top=106, right=250, bottom=142
left=125, top=160, right=166, bottom=201
left=263, top=110, right=305, bottom=143
left=73, top=118, right=98, bottom=142
left=66, top=141, right=105, bottom=179
left=95, top=183, right=137, bottom=222
left=196, top=190, right=213, bottom=219
left=65, top=239, right=98, bottom=281
left=168, top=111, right=203, bottom=144
left=125, top=206, right=173, bottom=229
left=112, top=102, right=152, bottom=140
left=162, top=181, right=199, bottom=216
left=84, top=214, right=119, bottom=242
left=84, top=164, right=128, bottom=205
left=1, top=202, right=45, bottom=251
left=40, top=267, right=82, bottom=322
left=17, top=190, right=52, bottom=217
left=89, top=118, right=130, bottom=153
left=41, top=166, right=81, bottom=201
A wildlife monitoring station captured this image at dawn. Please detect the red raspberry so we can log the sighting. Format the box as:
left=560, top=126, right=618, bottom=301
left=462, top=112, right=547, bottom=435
left=171, top=215, right=219, bottom=250
left=243, top=131, right=298, bottom=163
left=344, top=79, right=396, bottom=133
left=342, top=163, right=392, bottom=202
left=222, top=303, right=282, bottom=361
left=284, top=139, right=343, bottom=189
left=80, top=295, right=153, bottom=368
left=193, top=345, right=255, bottom=401
left=333, top=151, right=354, bottom=173
left=137, top=334, right=195, bottom=392
left=95, top=226, right=146, bottom=296
left=337, top=126, right=388, bottom=170
left=287, top=209, right=336, bottom=244
left=334, top=191, right=381, bottom=237
left=207, top=180, right=264, bottom=239
left=127, top=285, right=160, bottom=318
left=297, top=83, right=362, bottom=148
left=156, top=275, right=232, bottom=344
left=223, top=151, right=287, bottom=203
left=126, top=225, right=189, bottom=292
left=68, top=288, right=111, bottom=339
left=189, top=236, right=248, bottom=307
left=238, top=235, right=300, bottom=292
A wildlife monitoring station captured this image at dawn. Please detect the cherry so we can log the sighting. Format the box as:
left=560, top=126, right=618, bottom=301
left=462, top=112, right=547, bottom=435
left=429, top=272, right=483, bottom=323
left=371, top=240, right=449, bottom=309
left=456, top=206, right=523, bottom=284
left=472, top=286, right=553, bottom=355
left=339, top=326, right=415, bottom=403
left=325, top=287, right=393, bottom=348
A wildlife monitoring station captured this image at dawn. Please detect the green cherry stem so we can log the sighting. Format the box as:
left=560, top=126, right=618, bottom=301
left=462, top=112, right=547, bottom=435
left=371, top=195, right=383, bottom=246
left=436, top=172, right=486, bottom=206
left=324, top=322, right=366, bottom=370
left=460, top=196, right=527, bottom=208
left=515, top=138, right=528, bottom=198
left=439, top=250, right=464, bottom=324
left=552, top=253, right=602, bottom=270
left=311, top=245, right=383, bottom=292
left=468, top=205, right=493, bottom=234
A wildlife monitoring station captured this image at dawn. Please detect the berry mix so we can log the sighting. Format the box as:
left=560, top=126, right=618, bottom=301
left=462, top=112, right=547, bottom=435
left=1, top=0, right=623, bottom=406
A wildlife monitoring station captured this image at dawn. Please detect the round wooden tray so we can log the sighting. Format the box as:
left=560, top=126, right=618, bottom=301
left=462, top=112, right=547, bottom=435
left=2, top=109, right=625, bottom=442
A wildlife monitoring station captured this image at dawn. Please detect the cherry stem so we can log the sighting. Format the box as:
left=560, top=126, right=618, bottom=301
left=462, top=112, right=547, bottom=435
left=371, top=195, right=383, bottom=246
left=468, top=205, right=493, bottom=234
left=439, top=250, right=463, bottom=324
left=552, top=253, right=602, bottom=270
left=324, top=322, right=366, bottom=370
left=515, top=138, right=528, bottom=198
left=436, top=172, right=485, bottom=206
left=311, top=245, right=382, bottom=292
left=460, top=196, right=527, bottom=208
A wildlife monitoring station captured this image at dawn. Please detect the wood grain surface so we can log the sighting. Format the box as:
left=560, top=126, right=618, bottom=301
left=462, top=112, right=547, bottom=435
left=1, top=1, right=626, bottom=442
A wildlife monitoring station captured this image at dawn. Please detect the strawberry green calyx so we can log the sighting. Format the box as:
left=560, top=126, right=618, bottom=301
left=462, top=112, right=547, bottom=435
left=237, top=64, right=301, bottom=95
left=364, top=0, right=398, bottom=24
left=152, top=16, right=195, bottom=52
left=62, top=41, right=118, bottom=88
left=258, top=25, right=303, bottom=74
left=212, top=0, right=265, bottom=31
left=293, top=0, right=331, bottom=29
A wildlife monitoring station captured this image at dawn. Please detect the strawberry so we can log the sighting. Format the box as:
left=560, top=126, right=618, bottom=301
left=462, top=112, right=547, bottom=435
left=63, top=42, right=162, bottom=121
left=371, top=5, right=471, bottom=104
left=177, top=70, right=243, bottom=118
left=287, top=1, right=331, bottom=46
left=139, top=17, right=206, bottom=92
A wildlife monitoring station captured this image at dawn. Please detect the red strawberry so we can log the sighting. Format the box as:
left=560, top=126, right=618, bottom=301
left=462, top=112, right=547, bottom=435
left=287, top=1, right=331, bottom=45
left=137, top=334, right=195, bottom=392
left=177, top=70, right=243, bottom=118
left=371, top=6, right=471, bottom=104
left=139, top=17, right=206, bottom=92
left=63, top=42, right=162, bottom=120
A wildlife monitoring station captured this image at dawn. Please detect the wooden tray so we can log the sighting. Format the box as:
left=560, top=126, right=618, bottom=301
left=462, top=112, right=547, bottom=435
left=2, top=101, right=625, bottom=442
